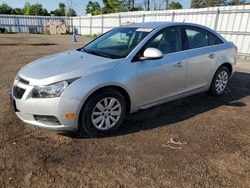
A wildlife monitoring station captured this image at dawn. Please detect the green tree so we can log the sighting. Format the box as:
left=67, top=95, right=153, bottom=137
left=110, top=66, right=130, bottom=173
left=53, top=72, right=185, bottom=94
left=66, top=8, right=77, bottom=16
left=192, top=0, right=227, bottom=8
left=227, top=0, right=249, bottom=5
left=131, top=5, right=143, bottom=11
left=51, top=3, right=66, bottom=16
left=86, top=1, right=102, bottom=15
left=0, top=3, right=12, bottom=14
left=11, top=8, right=23, bottom=15
left=103, top=0, right=123, bottom=14
left=205, top=0, right=226, bottom=7
left=191, top=0, right=206, bottom=8
left=121, top=0, right=143, bottom=11
left=22, top=2, right=49, bottom=16
left=51, top=3, right=77, bottom=16
left=168, top=1, right=183, bottom=9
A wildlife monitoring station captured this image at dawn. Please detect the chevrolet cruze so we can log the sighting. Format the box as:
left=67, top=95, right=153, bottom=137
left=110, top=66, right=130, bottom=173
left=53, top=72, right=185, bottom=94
left=11, top=22, right=237, bottom=136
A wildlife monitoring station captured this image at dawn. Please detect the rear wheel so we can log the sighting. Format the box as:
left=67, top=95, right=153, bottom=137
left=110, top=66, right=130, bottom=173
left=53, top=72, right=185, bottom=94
left=209, top=66, right=230, bottom=96
left=79, top=88, right=126, bottom=137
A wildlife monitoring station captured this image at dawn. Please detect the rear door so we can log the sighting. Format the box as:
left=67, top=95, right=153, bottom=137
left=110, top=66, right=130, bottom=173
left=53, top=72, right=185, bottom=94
left=181, top=26, right=223, bottom=91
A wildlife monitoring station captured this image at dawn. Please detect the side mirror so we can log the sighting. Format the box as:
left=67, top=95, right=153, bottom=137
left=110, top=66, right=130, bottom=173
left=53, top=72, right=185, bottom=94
left=140, top=47, right=163, bottom=60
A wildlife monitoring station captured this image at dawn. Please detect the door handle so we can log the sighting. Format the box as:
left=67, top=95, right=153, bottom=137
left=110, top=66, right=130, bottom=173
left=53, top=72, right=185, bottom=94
left=208, top=53, right=215, bottom=59
left=175, top=61, right=183, bottom=68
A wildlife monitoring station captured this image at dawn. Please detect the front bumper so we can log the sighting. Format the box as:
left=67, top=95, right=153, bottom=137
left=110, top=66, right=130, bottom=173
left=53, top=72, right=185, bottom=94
left=10, top=80, right=82, bottom=131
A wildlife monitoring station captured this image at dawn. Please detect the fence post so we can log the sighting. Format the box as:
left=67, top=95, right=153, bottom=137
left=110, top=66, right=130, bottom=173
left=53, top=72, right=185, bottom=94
left=71, top=17, right=74, bottom=34
left=214, top=8, right=220, bottom=31
left=90, top=15, right=92, bottom=35
left=142, top=13, right=145, bottom=22
left=171, top=11, right=175, bottom=22
left=101, top=15, right=104, bottom=34
left=119, top=14, right=121, bottom=26
left=15, top=15, right=21, bottom=33
left=40, top=17, right=43, bottom=33
left=79, top=16, right=81, bottom=35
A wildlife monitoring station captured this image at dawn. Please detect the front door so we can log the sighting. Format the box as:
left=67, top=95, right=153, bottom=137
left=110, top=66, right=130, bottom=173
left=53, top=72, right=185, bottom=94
left=135, top=26, right=188, bottom=107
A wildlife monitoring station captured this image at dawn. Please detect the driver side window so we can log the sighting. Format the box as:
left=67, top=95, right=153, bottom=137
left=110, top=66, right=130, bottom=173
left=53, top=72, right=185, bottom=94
left=145, top=27, right=181, bottom=54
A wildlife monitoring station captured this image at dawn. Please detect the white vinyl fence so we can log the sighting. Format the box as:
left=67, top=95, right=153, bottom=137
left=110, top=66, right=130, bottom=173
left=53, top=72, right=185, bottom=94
left=0, top=15, right=74, bottom=33
left=0, top=5, right=250, bottom=57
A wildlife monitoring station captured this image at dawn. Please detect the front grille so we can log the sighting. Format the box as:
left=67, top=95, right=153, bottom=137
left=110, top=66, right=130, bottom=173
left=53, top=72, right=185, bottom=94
left=19, top=77, right=29, bottom=85
left=13, top=86, right=25, bottom=99
left=34, top=115, right=61, bottom=126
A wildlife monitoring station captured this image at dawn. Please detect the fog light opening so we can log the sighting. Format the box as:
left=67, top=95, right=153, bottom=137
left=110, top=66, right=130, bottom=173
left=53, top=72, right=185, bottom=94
left=34, top=115, right=61, bottom=125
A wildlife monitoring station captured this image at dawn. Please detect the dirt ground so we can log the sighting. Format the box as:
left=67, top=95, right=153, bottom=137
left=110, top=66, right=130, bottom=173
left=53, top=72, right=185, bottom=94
left=0, top=34, right=250, bottom=187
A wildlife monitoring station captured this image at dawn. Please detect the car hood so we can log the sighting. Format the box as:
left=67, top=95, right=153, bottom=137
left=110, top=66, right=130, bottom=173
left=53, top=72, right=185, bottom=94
left=19, top=50, right=118, bottom=85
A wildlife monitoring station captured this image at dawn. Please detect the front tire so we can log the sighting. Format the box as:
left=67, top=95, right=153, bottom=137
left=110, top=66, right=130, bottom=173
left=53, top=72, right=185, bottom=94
left=209, top=66, right=230, bottom=96
left=79, top=88, right=127, bottom=137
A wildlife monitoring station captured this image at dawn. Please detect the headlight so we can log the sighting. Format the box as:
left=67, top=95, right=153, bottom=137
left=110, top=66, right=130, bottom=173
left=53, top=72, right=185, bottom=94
left=33, top=81, right=68, bottom=98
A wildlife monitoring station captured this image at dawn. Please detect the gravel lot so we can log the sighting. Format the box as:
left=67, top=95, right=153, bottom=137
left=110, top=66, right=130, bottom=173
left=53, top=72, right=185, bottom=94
left=0, top=34, right=250, bottom=187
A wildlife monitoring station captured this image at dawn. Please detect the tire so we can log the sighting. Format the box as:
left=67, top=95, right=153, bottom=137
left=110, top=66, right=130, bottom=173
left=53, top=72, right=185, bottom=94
left=208, top=66, right=230, bottom=96
left=79, top=88, right=127, bottom=137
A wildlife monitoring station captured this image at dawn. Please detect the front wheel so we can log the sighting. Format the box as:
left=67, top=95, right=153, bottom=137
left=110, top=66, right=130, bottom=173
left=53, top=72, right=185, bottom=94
left=209, top=66, right=230, bottom=96
left=79, top=88, right=127, bottom=137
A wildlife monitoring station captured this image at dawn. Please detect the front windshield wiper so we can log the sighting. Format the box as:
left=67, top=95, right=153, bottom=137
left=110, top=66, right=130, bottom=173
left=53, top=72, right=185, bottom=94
left=83, top=48, right=111, bottom=59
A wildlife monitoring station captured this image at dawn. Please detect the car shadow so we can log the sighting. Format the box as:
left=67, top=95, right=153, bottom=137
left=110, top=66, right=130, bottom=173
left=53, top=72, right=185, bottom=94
left=60, top=71, right=250, bottom=139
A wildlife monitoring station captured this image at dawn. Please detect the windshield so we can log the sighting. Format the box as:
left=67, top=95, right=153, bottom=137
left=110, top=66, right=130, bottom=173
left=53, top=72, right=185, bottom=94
left=83, top=27, right=153, bottom=59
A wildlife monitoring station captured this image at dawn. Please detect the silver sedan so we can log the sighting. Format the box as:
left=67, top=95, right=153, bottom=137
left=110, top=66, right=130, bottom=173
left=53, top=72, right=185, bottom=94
left=11, top=22, right=237, bottom=137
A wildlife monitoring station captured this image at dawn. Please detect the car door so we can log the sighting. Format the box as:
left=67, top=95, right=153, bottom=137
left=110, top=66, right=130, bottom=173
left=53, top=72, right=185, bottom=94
left=134, top=26, right=188, bottom=107
left=181, top=26, right=223, bottom=92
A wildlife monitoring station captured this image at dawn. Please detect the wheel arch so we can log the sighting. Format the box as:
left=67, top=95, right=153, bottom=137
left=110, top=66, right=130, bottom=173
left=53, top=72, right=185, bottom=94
left=92, top=85, right=131, bottom=113
left=79, top=85, right=132, bottom=116
left=219, top=62, right=233, bottom=76
left=208, top=62, right=233, bottom=90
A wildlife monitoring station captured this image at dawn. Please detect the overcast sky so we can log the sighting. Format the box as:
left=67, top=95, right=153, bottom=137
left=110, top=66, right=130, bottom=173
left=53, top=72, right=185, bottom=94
left=0, top=0, right=192, bottom=15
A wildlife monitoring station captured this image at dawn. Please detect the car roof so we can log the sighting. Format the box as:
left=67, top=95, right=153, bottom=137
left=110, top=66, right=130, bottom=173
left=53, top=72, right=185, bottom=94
left=121, top=21, right=225, bottom=41
left=122, top=22, right=172, bottom=29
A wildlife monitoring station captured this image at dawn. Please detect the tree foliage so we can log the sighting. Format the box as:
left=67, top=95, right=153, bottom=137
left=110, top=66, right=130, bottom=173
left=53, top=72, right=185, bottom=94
left=0, top=2, right=77, bottom=16
left=22, top=3, right=50, bottom=16
left=206, top=0, right=227, bottom=7
left=191, top=0, right=249, bottom=8
left=0, top=3, right=12, bottom=14
left=51, top=3, right=66, bottom=16
left=11, top=8, right=22, bottom=15
left=121, top=0, right=143, bottom=11
left=191, top=0, right=205, bottom=8
left=66, top=8, right=77, bottom=16
left=169, top=1, right=183, bottom=9
left=228, top=0, right=249, bottom=5
left=86, top=1, right=102, bottom=15
left=103, top=0, right=123, bottom=13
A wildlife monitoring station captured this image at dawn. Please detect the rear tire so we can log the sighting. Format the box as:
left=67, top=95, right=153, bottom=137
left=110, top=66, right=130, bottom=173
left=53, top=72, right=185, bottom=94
left=208, top=66, right=230, bottom=96
left=79, top=88, right=127, bottom=137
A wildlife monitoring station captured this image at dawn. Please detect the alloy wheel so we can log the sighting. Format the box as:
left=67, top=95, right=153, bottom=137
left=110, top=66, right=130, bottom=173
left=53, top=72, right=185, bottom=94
left=91, top=97, right=121, bottom=130
left=215, top=70, right=228, bottom=94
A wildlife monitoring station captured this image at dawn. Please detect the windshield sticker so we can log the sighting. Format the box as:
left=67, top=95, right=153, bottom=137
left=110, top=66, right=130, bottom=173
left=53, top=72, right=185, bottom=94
left=136, top=28, right=153, bottom=32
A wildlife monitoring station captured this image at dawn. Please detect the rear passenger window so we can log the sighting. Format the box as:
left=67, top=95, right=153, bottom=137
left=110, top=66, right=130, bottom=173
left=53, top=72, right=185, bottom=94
left=184, top=27, right=222, bottom=50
